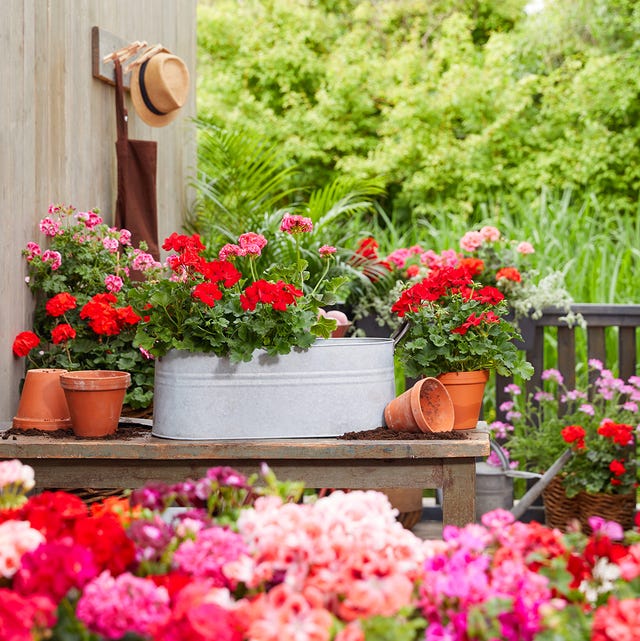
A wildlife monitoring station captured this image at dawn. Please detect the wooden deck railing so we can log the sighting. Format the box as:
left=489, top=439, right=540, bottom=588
left=495, top=304, right=640, bottom=422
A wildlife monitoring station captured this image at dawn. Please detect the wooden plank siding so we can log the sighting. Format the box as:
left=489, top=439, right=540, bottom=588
left=2, top=1, right=197, bottom=421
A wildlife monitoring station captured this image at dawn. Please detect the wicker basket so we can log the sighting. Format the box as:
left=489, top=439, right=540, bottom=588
left=580, top=490, right=636, bottom=534
left=543, top=476, right=636, bottom=534
left=542, top=476, right=581, bottom=532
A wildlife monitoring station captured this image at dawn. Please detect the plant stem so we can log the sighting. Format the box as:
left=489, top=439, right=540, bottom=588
left=310, top=259, right=331, bottom=298
left=295, top=235, right=303, bottom=290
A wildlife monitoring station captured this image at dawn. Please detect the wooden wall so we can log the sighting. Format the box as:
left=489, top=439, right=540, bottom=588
left=1, top=0, right=197, bottom=421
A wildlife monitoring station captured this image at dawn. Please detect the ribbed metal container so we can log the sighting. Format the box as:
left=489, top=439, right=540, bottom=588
left=152, top=338, right=396, bottom=440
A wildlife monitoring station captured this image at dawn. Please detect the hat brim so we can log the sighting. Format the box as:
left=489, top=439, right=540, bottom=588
left=130, top=64, right=181, bottom=128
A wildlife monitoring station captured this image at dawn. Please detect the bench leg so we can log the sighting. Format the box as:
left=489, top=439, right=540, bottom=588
left=441, top=458, right=476, bottom=527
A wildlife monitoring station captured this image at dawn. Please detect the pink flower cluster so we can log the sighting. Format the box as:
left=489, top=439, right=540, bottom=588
left=279, top=212, right=313, bottom=234
left=5, top=461, right=640, bottom=640
left=230, top=490, right=425, bottom=628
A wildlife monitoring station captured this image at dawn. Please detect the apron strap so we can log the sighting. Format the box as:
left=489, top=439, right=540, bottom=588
left=114, top=59, right=128, bottom=141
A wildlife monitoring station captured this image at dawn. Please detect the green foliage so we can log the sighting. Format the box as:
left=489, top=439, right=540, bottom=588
left=187, top=122, right=301, bottom=238
left=16, top=206, right=160, bottom=409
left=197, top=0, right=640, bottom=220
left=501, top=364, right=638, bottom=495
left=393, top=268, right=533, bottom=379
left=354, top=607, right=426, bottom=641
left=131, top=228, right=346, bottom=362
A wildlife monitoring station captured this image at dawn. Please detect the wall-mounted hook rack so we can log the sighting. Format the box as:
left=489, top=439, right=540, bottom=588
left=92, top=26, right=145, bottom=89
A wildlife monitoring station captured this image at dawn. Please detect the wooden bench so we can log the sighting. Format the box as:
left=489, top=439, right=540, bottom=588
left=496, top=304, right=640, bottom=421
left=0, top=429, right=489, bottom=527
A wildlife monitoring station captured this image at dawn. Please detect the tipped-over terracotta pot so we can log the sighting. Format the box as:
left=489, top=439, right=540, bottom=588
left=59, top=370, right=130, bottom=437
left=384, top=377, right=454, bottom=433
left=13, top=368, right=72, bottom=431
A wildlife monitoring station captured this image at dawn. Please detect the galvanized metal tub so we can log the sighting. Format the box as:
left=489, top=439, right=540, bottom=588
left=152, top=338, right=396, bottom=440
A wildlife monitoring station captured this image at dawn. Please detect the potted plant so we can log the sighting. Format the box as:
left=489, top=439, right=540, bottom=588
left=493, top=360, right=639, bottom=532
left=130, top=214, right=397, bottom=439
left=391, top=263, right=533, bottom=429
left=11, top=204, right=162, bottom=416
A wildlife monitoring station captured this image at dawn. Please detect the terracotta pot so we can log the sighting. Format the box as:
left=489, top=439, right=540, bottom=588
left=13, top=368, right=72, bottom=431
left=384, top=377, right=454, bottom=433
left=59, top=370, right=131, bottom=437
left=437, top=370, right=489, bottom=430
left=330, top=322, right=352, bottom=338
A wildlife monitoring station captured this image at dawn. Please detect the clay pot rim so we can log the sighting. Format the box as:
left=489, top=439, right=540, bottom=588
left=60, top=370, right=131, bottom=392
left=13, top=416, right=72, bottom=429
left=437, top=370, right=490, bottom=384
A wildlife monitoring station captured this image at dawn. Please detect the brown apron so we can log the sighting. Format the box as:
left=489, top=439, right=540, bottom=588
left=113, top=59, right=160, bottom=260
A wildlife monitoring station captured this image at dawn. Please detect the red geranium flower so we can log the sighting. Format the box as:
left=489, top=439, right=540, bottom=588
left=193, top=282, right=223, bottom=307
left=610, top=459, right=627, bottom=477
left=598, top=420, right=634, bottom=446
left=45, top=292, right=77, bottom=317
left=457, top=257, right=485, bottom=276
left=496, top=267, right=522, bottom=282
left=561, top=424, right=587, bottom=449
left=199, top=260, right=242, bottom=288
left=12, top=331, right=40, bottom=357
left=51, top=323, right=76, bottom=344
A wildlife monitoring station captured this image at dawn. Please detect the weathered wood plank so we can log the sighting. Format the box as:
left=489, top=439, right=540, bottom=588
left=557, top=326, right=576, bottom=391
left=496, top=305, right=640, bottom=423
left=0, top=431, right=490, bottom=461
left=16, top=459, right=450, bottom=491
left=441, top=458, right=477, bottom=527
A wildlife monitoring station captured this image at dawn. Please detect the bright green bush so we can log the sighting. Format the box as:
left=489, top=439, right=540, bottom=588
left=197, top=0, right=640, bottom=220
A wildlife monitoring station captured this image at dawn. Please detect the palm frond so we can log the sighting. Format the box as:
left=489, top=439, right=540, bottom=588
left=307, top=176, right=386, bottom=226
left=188, top=122, right=302, bottom=241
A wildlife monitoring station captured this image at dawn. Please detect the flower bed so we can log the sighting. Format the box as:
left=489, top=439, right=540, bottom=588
left=2, top=459, right=640, bottom=640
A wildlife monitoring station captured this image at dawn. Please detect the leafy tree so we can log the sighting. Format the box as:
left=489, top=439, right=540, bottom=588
left=197, top=0, right=640, bottom=221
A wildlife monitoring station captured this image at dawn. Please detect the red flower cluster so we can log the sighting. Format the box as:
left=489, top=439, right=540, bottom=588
left=163, top=234, right=306, bottom=314
left=50, top=323, right=76, bottom=345
left=598, top=420, right=634, bottom=447
left=561, top=424, right=587, bottom=449
left=163, top=232, right=207, bottom=273
left=457, top=257, right=485, bottom=277
left=192, top=281, right=224, bottom=307
left=3, top=490, right=136, bottom=625
left=12, top=331, right=40, bottom=357
left=45, top=292, right=77, bottom=317
left=239, top=280, right=303, bottom=312
left=391, top=265, right=504, bottom=322
left=163, top=234, right=244, bottom=309
left=496, top=266, right=522, bottom=283
left=451, top=310, right=500, bottom=335
left=80, top=293, right=141, bottom=336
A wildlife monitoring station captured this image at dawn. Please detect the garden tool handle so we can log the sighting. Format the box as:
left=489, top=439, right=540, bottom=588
left=510, top=449, right=572, bottom=521
left=391, top=320, right=410, bottom=348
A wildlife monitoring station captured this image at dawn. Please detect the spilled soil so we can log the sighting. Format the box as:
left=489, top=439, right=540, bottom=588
left=339, top=426, right=468, bottom=441
left=2, top=424, right=468, bottom=442
left=1, top=425, right=151, bottom=441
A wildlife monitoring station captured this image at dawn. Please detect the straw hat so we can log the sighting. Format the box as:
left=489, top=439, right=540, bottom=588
left=130, top=51, right=190, bottom=127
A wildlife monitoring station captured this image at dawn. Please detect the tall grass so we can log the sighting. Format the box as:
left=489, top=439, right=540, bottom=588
left=348, top=188, right=640, bottom=305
